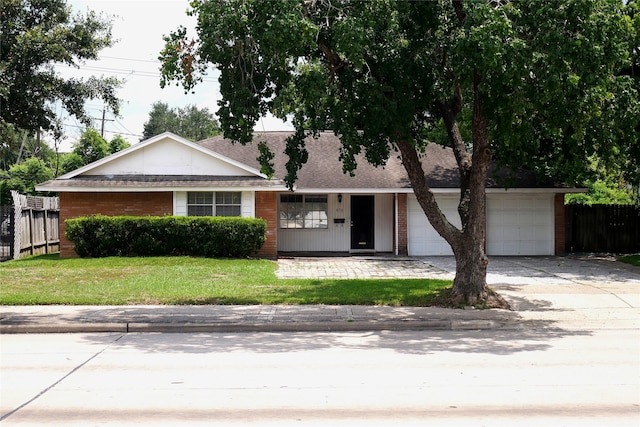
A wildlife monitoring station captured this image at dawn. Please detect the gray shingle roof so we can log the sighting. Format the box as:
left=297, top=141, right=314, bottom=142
left=199, top=132, right=556, bottom=189
left=38, top=131, right=562, bottom=191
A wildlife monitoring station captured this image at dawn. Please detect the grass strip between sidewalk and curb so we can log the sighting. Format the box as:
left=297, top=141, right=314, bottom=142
left=0, top=254, right=451, bottom=306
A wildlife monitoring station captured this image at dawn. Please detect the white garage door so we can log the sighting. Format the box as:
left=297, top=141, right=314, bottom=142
left=408, top=196, right=460, bottom=256
left=407, top=194, right=554, bottom=256
left=486, top=195, right=554, bottom=256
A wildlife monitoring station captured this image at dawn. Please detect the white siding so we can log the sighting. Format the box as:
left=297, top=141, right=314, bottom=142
left=240, top=191, right=254, bottom=217
left=174, top=192, right=187, bottom=216
left=278, top=193, right=394, bottom=253
left=374, top=193, right=394, bottom=252
left=89, top=137, right=255, bottom=176
left=278, top=194, right=349, bottom=252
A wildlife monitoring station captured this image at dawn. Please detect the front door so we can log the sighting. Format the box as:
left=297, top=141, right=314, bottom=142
left=351, top=195, right=375, bottom=250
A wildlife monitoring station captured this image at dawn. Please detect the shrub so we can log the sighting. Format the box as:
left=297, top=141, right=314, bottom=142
left=66, top=215, right=267, bottom=258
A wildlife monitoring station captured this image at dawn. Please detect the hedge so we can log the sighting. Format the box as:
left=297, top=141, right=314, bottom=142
left=66, top=215, right=267, bottom=258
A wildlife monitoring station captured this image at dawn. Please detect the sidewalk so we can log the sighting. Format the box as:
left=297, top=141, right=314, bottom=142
left=1, top=256, right=638, bottom=334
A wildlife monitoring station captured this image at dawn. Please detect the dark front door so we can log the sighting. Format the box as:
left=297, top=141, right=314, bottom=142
left=351, top=195, right=375, bottom=250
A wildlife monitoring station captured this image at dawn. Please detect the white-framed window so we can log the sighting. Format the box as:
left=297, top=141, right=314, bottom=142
left=187, top=192, right=241, bottom=217
left=280, top=194, right=328, bottom=229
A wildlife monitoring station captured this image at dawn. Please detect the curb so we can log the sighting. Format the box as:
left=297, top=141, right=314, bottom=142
left=0, top=319, right=512, bottom=334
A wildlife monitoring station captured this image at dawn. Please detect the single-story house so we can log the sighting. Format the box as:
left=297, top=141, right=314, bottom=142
left=36, top=131, right=581, bottom=259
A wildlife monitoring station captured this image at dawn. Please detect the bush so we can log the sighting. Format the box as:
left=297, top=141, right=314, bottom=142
left=66, top=215, right=267, bottom=258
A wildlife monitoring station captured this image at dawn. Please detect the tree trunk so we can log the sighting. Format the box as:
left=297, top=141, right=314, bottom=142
left=395, top=78, right=510, bottom=309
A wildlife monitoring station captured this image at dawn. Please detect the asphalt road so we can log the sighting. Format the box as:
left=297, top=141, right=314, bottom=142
left=1, top=328, right=638, bottom=426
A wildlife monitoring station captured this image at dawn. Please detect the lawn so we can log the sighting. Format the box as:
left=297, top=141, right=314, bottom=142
left=618, top=254, right=640, bottom=267
left=0, top=255, right=452, bottom=306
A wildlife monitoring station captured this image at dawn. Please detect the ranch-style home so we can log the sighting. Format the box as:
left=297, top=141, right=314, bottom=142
left=36, top=131, right=580, bottom=259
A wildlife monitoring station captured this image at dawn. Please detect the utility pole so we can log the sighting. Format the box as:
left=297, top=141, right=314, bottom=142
left=98, top=109, right=114, bottom=137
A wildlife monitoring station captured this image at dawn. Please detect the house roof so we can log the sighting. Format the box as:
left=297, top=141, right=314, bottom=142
left=37, top=131, right=575, bottom=193
left=198, top=132, right=565, bottom=191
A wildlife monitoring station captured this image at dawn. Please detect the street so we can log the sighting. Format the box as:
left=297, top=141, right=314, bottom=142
left=2, top=328, right=639, bottom=426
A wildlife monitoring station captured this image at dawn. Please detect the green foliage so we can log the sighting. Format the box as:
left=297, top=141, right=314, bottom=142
left=65, top=215, right=267, bottom=258
left=108, top=134, right=131, bottom=154
left=0, top=157, right=54, bottom=202
left=59, top=152, right=84, bottom=175
left=141, top=101, right=221, bottom=141
left=0, top=0, right=121, bottom=137
left=71, top=129, right=109, bottom=164
left=618, top=254, right=640, bottom=267
left=160, top=0, right=638, bottom=301
left=0, top=255, right=450, bottom=306
left=60, top=129, right=130, bottom=174
left=565, top=179, right=638, bottom=205
left=160, top=0, right=637, bottom=188
left=0, top=123, right=59, bottom=172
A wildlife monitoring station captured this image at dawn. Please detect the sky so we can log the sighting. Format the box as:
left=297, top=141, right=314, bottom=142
left=55, top=0, right=291, bottom=151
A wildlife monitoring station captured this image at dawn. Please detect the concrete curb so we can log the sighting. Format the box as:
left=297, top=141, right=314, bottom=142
left=0, top=318, right=514, bottom=334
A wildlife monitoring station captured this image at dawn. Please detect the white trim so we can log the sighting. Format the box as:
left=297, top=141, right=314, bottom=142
left=282, top=187, right=586, bottom=194
left=394, top=193, right=399, bottom=256
left=36, top=185, right=288, bottom=193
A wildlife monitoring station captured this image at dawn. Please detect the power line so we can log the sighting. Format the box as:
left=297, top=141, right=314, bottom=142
left=61, top=122, right=142, bottom=138
left=53, top=63, right=217, bottom=82
left=100, top=55, right=160, bottom=64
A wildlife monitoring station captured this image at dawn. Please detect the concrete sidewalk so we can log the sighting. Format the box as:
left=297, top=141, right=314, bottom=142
left=1, top=256, right=638, bottom=334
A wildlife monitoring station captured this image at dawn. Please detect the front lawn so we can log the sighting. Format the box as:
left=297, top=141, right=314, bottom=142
left=0, top=255, right=451, bottom=306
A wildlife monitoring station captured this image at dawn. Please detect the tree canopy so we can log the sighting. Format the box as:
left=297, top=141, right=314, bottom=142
left=0, top=0, right=121, bottom=138
left=141, top=101, right=222, bottom=141
left=160, top=0, right=638, bottom=305
left=60, top=129, right=130, bottom=174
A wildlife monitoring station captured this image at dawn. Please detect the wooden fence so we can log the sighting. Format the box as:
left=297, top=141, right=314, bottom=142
left=566, top=204, right=639, bottom=254
left=0, top=191, right=60, bottom=261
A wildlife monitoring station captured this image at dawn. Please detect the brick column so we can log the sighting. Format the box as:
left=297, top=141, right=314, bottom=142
left=554, top=193, right=566, bottom=256
left=255, top=191, right=278, bottom=259
left=397, top=193, right=408, bottom=256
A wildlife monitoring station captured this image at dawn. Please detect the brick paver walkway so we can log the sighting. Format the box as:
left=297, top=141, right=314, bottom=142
left=276, top=257, right=454, bottom=280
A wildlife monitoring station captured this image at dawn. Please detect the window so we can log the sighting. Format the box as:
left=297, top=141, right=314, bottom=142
left=215, top=192, right=241, bottom=217
left=280, top=194, right=328, bottom=229
left=187, top=192, right=241, bottom=217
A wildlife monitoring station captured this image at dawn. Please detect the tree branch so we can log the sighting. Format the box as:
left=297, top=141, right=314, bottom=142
left=452, top=0, right=467, bottom=24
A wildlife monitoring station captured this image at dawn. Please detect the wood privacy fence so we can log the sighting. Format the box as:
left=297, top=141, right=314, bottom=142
left=0, top=191, right=60, bottom=261
left=566, top=204, right=640, bottom=254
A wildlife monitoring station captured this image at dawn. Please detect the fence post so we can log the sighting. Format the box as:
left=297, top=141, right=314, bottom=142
left=10, top=191, right=21, bottom=260
left=43, top=208, right=49, bottom=254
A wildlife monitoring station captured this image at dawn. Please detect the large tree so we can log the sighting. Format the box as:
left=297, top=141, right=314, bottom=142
left=0, top=0, right=120, bottom=138
left=60, top=129, right=128, bottom=174
left=141, top=101, right=222, bottom=141
left=160, top=0, right=638, bottom=305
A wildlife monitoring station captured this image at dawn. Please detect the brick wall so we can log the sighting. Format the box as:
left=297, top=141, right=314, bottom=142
left=397, top=193, right=408, bottom=256
left=255, top=191, right=278, bottom=259
left=59, top=192, right=173, bottom=257
left=554, top=193, right=566, bottom=256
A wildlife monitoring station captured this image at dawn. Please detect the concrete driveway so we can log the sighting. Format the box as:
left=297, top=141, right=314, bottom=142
left=277, top=255, right=640, bottom=330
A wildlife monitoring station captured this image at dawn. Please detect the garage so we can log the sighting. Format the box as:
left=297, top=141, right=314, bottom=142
left=486, top=194, right=554, bottom=255
left=407, top=195, right=459, bottom=256
left=407, top=193, right=555, bottom=256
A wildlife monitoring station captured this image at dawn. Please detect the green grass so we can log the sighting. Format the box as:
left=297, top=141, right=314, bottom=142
left=618, top=255, right=640, bottom=267
left=0, top=254, right=452, bottom=306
